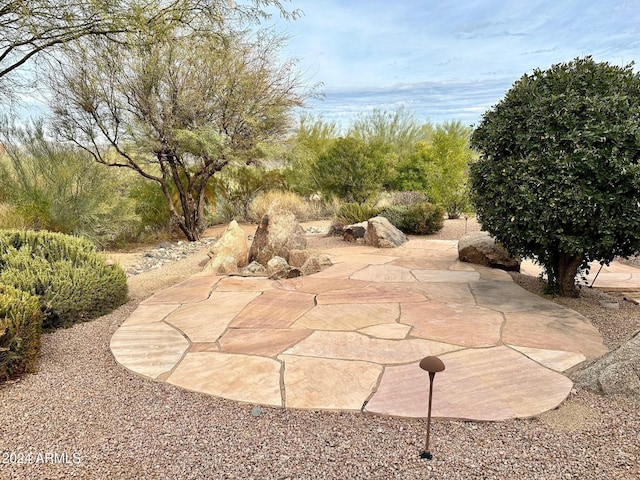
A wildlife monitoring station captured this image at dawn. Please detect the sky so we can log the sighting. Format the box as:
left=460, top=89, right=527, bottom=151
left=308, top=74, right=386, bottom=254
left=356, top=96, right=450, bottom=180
left=270, top=0, right=640, bottom=128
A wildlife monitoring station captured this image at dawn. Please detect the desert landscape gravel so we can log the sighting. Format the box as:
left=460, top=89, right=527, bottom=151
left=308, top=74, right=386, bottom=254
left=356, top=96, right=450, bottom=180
left=0, top=219, right=638, bottom=479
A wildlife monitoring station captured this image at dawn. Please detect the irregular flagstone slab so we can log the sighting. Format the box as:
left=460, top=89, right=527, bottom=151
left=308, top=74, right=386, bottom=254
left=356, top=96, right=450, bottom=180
left=328, top=253, right=399, bottom=265
left=230, top=290, right=316, bottom=329
left=364, top=346, right=573, bottom=421
left=404, top=282, right=475, bottom=305
left=283, top=331, right=460, bottom=364
left=122, top=303, right=181, bottom=326
left=167, top=352, right=282, bottom=406
left=509, top=345, right=587, bottom=372
left=189, top=343, right=219, bottom=353
left=165, top=291, right=259, bottom=343
left=350, top=264, right=416, bottom=283
left=317, top=284, right=426, bottom=305
left=401, top=302, right=503, bottom=348
left=503, top=311, right=608, bottom=360
left=273, top=277, right=372, bottom=295
left=474, top=266, right=515, bottom=282
left=402, top=239, right=458, bottom=251
left=321, top=245, right=380, bottom=256
left=359, top=323, right=411, bottom=340
left=110, top=323, right=189, bottom=379
left=293, top=303, right=400, bottom=331
left=280, top=355, right=383, bottom=410
left=471, top=282, right=569, bottom=313
left=141, top=273, right=220, bottom=304
left=214, top=276, right=275, bottom=292
left=412, top=270, right=481, bottom=283
left=449, top=260, right=478, bottom=272
left=390, top=257, right=459, bottom=271
left=310, top=262, right=369, bottom=279
left=218, top=328, right=312, bottom=357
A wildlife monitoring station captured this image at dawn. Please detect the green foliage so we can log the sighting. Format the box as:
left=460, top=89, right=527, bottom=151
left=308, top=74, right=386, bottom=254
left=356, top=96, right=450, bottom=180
left=314, top=136, right=389, bottom=204
left=283, top=114, right=340, bottom=195
left=213, top=164, right=287, bottom=222
left=0, top=119, right=139, bottom=246
left=0, top=230, right=128, bottom=329
left=470, top=56, right=640, bottom=296
left=0, top=284, right=42, bottom=382
left=336, top=203, right=381, bottom=224
left=379, top=203, right=445, bottom=235
left=394, top=121, right=473, bottom=218
left=128, top=178, right=172, bottom=231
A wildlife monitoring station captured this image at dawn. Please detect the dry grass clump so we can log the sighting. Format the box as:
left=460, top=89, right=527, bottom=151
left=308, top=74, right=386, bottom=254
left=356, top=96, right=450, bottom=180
left=247, top=190, right=330, bottom=222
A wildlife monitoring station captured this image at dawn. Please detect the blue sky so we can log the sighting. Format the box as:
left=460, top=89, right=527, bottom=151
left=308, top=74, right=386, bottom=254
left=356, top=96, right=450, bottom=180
left=272, top=0, right=640, bottom=128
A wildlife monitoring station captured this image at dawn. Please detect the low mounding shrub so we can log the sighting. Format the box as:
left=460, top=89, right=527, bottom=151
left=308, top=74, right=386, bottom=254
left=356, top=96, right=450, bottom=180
left=379, top=202, right=445, bottom=235
left=247, top=190, right=327, bottom=223
left=0, top=230, right=128, bottom=329
left=336, top=203, right=381, bottom=225
left=0, top=284, right=43, bottom=381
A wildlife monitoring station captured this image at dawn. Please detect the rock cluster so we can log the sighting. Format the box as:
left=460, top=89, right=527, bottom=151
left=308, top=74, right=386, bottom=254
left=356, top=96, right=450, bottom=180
left=205, top=211, right=332, bottom=278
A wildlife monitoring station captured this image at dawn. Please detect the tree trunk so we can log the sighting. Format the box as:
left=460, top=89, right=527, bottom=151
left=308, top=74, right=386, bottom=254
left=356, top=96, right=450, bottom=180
left=556, top=252, right=585, bottom=297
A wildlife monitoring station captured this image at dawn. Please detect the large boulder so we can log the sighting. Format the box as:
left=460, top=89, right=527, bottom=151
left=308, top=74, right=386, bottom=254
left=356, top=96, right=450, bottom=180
left=458, top=231, right=521, bottom=272
left=203, top=220, right=248, bottom=273
left=571, top=330, right=640, bottom=396
left=364, top=216, right=408, bottom=248
left=248, top=211, right=307, bottom=267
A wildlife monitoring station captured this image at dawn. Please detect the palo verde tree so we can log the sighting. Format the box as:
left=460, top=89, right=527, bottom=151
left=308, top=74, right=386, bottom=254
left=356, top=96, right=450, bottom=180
left=470, top=57, right=640, bottom=297
left=50, top=11, right=308, bottom=241
left=394, top=120, right=473, bottom=218
left=0, top=0, right=297, bottom=102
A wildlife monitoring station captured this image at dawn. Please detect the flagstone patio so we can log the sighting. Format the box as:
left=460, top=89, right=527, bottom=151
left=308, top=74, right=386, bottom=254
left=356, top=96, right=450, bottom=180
left=110, top=238, right=616, bottom=421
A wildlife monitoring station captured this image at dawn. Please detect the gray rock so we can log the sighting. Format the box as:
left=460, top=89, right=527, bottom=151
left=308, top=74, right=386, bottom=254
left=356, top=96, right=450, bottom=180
left=343, top=222, right=367, bottom=243
left=243, top=261, right=267, bottom=275
left=301, top=256, right=322, bottom=276
left=364, top=216, right=408, bottom=248
left=266, top=256, right=289, bottom=277
left=571, top=330, right=640, bottom=396
left=458, top=231, right=521, bottom=272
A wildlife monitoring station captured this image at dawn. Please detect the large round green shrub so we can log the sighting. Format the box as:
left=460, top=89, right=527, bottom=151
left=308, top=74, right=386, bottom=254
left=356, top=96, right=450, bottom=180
left=0, top=284, right=42, bottom=381
left=0, top=230, right=128, bottom=329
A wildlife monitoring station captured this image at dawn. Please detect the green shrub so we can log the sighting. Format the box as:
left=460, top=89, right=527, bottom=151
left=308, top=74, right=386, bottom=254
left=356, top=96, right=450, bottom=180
left=0, top=230, right=128, bottom=329
left=337, top=202, right=381, bottom=224
left=379, top=203, right=445, bottom=235
left=0, top=120, right=140, bottom=246
left=0, top=284, right=43, bottom=381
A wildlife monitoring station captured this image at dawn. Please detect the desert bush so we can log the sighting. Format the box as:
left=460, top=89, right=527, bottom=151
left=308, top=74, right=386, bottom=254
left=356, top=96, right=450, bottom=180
left=376, top=191, right=429, bottom=208
left=379, top=202, right=445, bottom=235
left=0, top=284, right=43, bottom=382
left=0, top=230, right=128, bottom=329
left=0, top=120, right=140, bottom=246
left=336, top=202, right=381, bottom=225
left=211, top=165, right=287, bottom=223
left=247, top=190, right=327, bottom=223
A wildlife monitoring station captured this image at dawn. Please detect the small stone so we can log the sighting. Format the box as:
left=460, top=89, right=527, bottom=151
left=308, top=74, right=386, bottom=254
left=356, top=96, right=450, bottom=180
left=251, top=406, right=262, bottom=417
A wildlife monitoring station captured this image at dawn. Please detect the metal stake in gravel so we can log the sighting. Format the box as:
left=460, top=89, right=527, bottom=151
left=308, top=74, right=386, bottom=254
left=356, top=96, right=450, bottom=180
left=419, top=356, right=446, bottom=460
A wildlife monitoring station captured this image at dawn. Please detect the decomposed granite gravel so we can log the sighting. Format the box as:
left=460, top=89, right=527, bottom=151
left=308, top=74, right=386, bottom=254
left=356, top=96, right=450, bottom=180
left=1, top=219, right=639, bottom=479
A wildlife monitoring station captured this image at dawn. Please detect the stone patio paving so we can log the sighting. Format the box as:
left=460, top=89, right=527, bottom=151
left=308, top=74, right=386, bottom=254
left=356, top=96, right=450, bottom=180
left=110, top=239, right=613, bottom=421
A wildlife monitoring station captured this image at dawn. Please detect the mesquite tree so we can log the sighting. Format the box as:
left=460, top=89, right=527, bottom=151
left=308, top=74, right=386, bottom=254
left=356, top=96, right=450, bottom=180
left=50, top=21, right=307, bottom=240
left=470, top=57, right=640, bottom=296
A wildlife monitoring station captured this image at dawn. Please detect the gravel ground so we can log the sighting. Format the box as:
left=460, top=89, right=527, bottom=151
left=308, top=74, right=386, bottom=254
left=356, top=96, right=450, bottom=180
left=1, top=218, right=639, bottom=479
